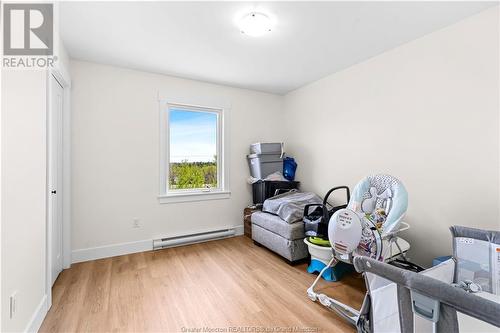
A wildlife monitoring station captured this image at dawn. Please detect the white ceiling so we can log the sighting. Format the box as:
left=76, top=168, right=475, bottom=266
left=60, top=1, right=496, bottom=94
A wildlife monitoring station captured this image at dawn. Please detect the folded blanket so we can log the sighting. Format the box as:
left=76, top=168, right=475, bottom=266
left=263, top=191, right=322, bottom=224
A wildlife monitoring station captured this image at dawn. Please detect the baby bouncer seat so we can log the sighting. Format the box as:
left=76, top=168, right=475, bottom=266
left=307, top=174, right=412, bottom=326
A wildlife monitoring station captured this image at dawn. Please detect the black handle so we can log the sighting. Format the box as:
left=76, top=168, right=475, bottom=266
left=323, top=186, right=350, bottom=206
left=303, top=203, right=329, bottom=222
left=51, top=190, right=57, bottom=194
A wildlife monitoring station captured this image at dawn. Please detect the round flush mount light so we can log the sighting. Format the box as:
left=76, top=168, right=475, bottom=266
left=238, top=12, right=273, bottom=37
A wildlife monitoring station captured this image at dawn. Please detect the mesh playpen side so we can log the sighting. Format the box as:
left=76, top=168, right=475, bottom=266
left=352, top=226, right=500, bottom=333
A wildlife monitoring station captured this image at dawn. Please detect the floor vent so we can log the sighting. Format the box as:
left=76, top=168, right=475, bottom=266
left=153, top=228, right=235, bottom=250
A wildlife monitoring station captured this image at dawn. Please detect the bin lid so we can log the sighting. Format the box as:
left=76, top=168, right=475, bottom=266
left=247, top=153, right=284, bottom=159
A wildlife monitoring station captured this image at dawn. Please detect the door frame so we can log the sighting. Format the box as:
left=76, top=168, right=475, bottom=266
left=45, top=65, right=71, bottom=309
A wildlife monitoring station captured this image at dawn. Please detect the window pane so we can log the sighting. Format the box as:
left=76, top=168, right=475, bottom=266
left=169, top=108, right=218, bottom=190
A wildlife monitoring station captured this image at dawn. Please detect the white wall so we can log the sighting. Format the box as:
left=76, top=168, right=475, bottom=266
left=69, top=60, right=284, bottom=255
left=284, top=7, right=499, bottom=265
left=1, top=70, right=47, bottom=332
left=1, top=7, right=70, bottom=328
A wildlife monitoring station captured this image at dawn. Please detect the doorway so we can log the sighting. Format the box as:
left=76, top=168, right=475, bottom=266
left=48, top=73, right=64, bottom=286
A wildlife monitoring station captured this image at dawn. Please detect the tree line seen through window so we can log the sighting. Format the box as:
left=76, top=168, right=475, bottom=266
left=168, top=108, right=218, bottom=190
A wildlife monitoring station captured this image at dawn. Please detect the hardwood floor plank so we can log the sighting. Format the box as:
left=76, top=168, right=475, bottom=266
left=40, top=236, right=365, bottom=332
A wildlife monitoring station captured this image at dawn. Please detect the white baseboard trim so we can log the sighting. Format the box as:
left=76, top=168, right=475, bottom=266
left=25, top=294, right=48, bottom=333
left=234, top=224, right=244, bottom=236
left=72, top=225, right=245, bottom=264
left=72, top=239, right=153, bottom=264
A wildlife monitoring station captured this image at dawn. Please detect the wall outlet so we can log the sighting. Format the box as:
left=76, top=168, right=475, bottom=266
left=9, top=291, right=17, bottom=319
left=132, top=218, right=141, bottom=228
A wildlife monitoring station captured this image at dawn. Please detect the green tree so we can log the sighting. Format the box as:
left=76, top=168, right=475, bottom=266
left=169, top=160, right=217, bottom=189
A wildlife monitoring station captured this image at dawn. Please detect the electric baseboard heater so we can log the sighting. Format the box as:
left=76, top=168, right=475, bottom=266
left=153, top=228, right=235, bottom=250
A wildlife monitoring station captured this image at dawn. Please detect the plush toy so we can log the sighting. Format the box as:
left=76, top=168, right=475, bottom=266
left=369, top=208, right=387, bottom=229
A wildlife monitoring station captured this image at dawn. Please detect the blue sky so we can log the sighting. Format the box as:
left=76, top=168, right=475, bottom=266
left=169, top=109, right=217, bottom=163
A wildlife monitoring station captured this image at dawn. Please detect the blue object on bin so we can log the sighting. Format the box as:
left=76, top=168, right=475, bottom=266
left=432, top=255, right=452, bottom=267
left=283, top=157, right=297, bottom=181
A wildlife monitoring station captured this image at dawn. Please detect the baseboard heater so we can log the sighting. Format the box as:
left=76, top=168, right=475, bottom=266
left=153, top=228, right=235, bottom=250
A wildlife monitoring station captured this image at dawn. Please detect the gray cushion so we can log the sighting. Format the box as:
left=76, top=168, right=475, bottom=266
left=251, top=211, right=305, bottom=240
left=252, top=224, right=309, bottom=261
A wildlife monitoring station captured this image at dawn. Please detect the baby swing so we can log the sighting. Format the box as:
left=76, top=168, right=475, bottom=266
left=307, top=174, right=412, bottom=326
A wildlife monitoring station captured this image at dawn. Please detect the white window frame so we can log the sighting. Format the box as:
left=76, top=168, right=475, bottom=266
left=158, top=100, right=230, bottom=204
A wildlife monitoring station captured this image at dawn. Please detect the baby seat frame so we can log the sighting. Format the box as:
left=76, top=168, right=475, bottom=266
left=306, top=222, right=411, bottom=326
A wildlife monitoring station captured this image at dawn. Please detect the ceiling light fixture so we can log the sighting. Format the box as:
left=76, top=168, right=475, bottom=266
left=238, top=12, right=273, bottom=37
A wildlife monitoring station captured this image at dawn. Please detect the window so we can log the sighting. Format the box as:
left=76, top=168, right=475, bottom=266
left=159, top=102, right=229, bottom=203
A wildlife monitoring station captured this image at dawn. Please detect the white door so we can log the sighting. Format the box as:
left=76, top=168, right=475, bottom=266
left=48, top=74, right=64, bottom=286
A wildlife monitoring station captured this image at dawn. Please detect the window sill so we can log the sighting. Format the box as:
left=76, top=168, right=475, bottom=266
left=158, top=190, right=231, bottom=204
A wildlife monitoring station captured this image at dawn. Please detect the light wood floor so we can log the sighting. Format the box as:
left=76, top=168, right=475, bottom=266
left=40, top=236, right=365, bottom=332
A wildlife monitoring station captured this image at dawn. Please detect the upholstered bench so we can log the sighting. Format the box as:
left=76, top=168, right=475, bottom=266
left=251, top=211, right=309, bottom=264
